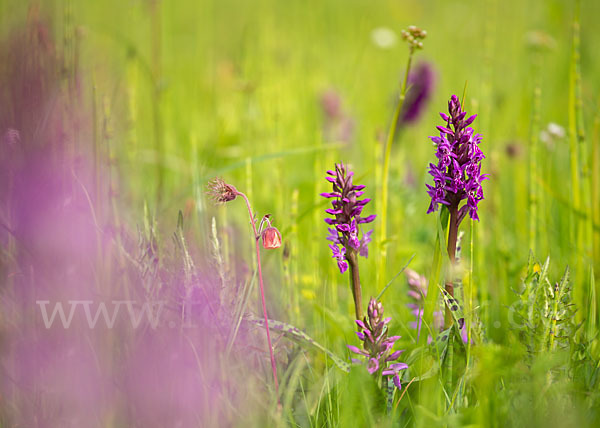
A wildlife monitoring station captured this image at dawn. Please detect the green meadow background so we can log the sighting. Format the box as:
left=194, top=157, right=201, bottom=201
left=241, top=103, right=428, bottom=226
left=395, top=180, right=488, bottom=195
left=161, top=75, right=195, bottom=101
left=2, top=0, right=600, bottom=426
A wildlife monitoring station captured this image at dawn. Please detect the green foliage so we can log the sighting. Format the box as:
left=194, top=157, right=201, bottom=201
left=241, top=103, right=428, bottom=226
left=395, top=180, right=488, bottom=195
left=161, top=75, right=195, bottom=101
left=512, top=254, right=578, bottom=357
left=250, top=316, right=351, bottom=373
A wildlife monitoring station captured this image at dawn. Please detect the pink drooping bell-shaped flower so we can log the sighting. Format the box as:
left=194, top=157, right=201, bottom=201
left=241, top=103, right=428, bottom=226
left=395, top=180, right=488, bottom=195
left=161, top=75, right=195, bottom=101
left=261, top=227, right=282, bottom=250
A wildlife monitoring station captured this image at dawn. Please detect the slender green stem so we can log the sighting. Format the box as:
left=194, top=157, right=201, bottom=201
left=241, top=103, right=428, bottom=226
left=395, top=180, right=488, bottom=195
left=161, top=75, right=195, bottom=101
left=569, top=0, right=589, bottom=311
left=346, top=248, right=363, bottom=320
left=378, top=49, right=414, bottom=289
left=528, top=52, right=542, bottom=254
left=238, top=192, right=279, bottom=398
left=150, top=0, right=163, bottom=205
left=548, top=293, right=559, bottom=352
left=568, top=1, right=581, bottom=243
left=592, top=98, right=600, bottom=268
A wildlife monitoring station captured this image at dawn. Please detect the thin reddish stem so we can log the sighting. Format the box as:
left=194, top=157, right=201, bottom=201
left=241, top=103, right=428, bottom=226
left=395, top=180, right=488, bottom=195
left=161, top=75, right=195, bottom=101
left=237, top=192, right=279, bottom=397
left=445, top=203, right=459, bottom=328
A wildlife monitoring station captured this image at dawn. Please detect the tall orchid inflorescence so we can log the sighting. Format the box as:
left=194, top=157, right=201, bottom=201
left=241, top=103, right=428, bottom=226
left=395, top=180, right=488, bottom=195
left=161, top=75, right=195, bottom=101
left=426, top=94, right=487, bottom=223
left=348, top=298, right=408, bottom=389
left=322, top=163, right=376, bottom=270
left=426, top=95, right=487, bottom=327
left=322, top=162, right=375, bottom=319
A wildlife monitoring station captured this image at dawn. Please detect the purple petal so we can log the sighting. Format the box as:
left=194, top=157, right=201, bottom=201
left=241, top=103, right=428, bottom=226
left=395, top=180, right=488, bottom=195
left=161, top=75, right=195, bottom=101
left=386, top=350, right=405, bottom=362
left=367, top=358, right=379, bottom=374
left=336, top=223, right=350, bottom=232
left=347, top=345, right=367, bottom=356
left=388, top=362, right=408, bottom=371
left=436, top=125, right=453, bottom=135
left=355, top=319, right=366, bottom=330
left=359, top=215, right=376, bottom=224
left=464, top=114, right=477, bottom=126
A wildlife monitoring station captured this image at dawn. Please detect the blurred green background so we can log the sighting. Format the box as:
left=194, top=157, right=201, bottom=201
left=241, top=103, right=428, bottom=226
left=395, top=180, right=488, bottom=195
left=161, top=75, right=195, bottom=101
left=1, top=0, right=599, bottom=425
left=2, top=0, right=599, bottom=351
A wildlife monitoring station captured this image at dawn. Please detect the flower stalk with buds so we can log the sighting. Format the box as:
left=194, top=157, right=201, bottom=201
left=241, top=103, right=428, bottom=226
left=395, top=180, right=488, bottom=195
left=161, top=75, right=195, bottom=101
left=207, top=178, right=281, bottom=397
left=379, top=25, right=427, bottom=290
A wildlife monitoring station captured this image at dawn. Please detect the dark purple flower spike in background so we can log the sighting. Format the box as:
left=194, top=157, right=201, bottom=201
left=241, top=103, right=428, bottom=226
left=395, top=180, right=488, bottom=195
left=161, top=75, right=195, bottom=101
left=398, top=61, right=435, bottom=126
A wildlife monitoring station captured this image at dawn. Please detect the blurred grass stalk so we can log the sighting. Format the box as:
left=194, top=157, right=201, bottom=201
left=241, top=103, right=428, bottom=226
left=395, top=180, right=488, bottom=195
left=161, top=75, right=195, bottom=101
left=149, top=0, right=164, bottom=205
left=377, top=44, right=414, bottom=291
left=593, top=98, right=600, bottom=272
left=478, top=0, right=496, bottom=332
left=568, top=0, right=593, bottom=311
left=528, top=49, right=541, bottom=255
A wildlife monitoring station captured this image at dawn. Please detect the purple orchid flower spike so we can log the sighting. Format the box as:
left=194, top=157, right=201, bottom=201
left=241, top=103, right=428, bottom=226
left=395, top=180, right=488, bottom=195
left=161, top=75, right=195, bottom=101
left=322, top=162, right=375, bottom=320
left=322, top=163, right=376, bottom=261
left=426, top=94, right=488, bottom=224
left=348, top=298, right=408, bottom=390
left=426, top=95, right=488, bottom=327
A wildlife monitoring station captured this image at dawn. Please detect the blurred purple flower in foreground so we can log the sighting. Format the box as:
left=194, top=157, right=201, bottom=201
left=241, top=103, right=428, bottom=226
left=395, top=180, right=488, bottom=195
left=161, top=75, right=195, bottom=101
left=399, top=61, right=435, bottom=125
left=426, top=94, right=488, bottom=221
left=321, top=162, right=375, bottom=273
left=348, top=298, right=407, bottom=389
left=0, top=12, right=268, bottom=426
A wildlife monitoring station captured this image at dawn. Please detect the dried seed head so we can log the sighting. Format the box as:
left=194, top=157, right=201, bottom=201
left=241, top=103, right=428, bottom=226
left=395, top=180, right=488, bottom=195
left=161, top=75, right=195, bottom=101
left=402, top=25, right=427, bottom=51
left=207, top=177, right=238, bottom=204
left=261, top=227, right=282, bottom=250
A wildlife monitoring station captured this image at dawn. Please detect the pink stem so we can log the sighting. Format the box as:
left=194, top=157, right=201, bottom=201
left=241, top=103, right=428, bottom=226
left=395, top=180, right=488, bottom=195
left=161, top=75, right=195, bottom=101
left=237, top=192, right=279, bottom=397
